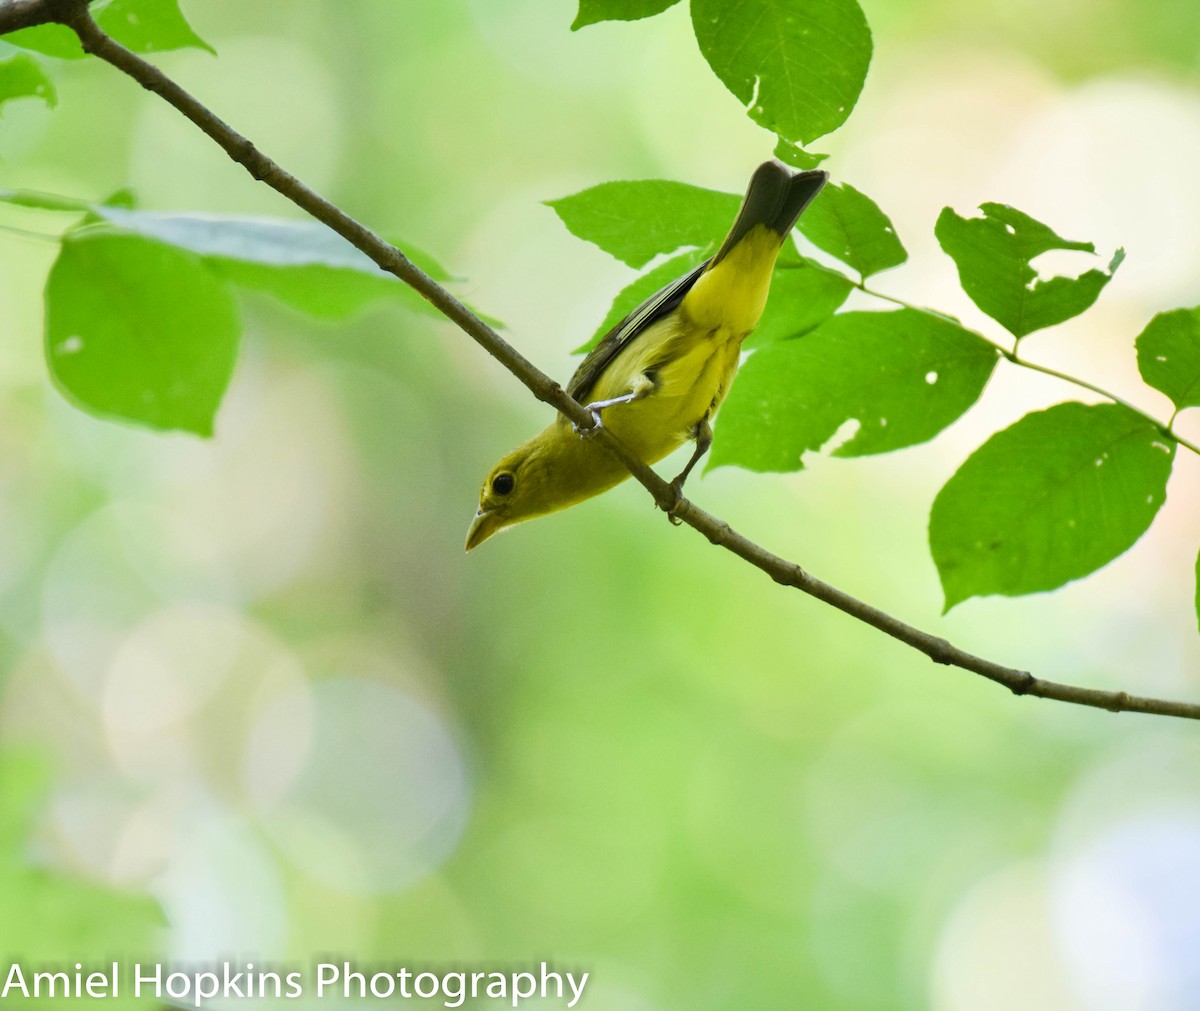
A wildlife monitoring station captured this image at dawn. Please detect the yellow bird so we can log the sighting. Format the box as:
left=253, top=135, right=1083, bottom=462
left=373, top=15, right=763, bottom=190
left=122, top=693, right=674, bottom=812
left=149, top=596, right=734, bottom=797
left=466, top=160, right=827, bottom=550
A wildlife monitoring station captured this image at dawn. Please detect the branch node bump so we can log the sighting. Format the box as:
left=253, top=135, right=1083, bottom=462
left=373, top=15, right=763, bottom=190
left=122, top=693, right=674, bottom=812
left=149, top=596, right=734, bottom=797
left=1010, top=671, right=1036, bottom=696
left=927, top=637, right=954, bottom=664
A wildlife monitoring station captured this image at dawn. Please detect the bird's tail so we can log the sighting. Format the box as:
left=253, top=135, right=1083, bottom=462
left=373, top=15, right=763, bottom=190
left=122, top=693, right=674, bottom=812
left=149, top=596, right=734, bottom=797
left=710, top=161, right=827, bottom=267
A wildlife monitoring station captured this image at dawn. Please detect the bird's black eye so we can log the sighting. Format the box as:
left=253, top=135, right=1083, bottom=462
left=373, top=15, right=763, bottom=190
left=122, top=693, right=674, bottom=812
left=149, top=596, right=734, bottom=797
left=492, top=472, right=515, bottom=496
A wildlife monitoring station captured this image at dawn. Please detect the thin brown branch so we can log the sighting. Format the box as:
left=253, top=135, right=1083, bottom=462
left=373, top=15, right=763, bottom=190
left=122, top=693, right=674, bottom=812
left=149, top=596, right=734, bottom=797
left=8, top=0, right=1198, bottom=721
left=0, top=0, right=63, bottom=33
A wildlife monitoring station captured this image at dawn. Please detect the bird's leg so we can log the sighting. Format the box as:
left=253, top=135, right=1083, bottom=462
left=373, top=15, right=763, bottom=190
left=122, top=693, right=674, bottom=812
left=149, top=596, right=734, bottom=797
left=666, top=417, right=713, bottom=524
left=574, top=374, right=655, bottom=436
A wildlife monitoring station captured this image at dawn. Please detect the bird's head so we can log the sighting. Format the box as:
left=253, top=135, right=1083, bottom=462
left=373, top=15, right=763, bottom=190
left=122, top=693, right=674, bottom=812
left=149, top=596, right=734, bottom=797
left=465, top=420, right=631, bottom=550
left=465, top=438, right=552, bottom=551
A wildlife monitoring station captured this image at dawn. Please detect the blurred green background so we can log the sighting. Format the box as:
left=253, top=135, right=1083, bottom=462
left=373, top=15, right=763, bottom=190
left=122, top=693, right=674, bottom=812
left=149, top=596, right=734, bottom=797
left=2, top=1, right=1200, bottom=1008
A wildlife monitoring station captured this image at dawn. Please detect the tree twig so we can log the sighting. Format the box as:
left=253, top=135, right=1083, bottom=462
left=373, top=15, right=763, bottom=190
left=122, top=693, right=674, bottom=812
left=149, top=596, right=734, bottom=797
left=0, top=0, right=54, bottom=32
left=5, top=0, right=1198, bottom=721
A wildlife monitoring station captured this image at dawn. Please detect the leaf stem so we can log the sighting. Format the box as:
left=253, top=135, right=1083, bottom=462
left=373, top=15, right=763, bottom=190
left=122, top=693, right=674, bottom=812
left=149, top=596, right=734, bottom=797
left=1010, top=352, right=1200, bottom=456
left=858, top=282, right=1200, bottom=458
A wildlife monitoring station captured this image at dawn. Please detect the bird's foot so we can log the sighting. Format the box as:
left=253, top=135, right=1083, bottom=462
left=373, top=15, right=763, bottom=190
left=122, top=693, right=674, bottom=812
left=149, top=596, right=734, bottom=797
left=572, top=409, right=605, bottom=437
left=665, top=478, right=686, bottom=526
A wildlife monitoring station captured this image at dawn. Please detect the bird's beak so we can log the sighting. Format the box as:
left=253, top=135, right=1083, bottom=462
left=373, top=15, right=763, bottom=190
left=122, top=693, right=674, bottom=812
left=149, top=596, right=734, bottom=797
left=465, top=508, right=502, bottom=552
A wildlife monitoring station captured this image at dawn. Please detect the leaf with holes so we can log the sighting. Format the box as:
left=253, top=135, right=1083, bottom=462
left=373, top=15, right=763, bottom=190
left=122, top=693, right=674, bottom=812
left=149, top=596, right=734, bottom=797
left=691, top=0, right=872, bottom=146
left=572, top=0, right=682, bottom=29
left=797, top=182, right=907, bottom=279
left=936, top=204, right=1123, bottom=339
left=712, top=309, right=997, bottom=472
left=45, top=232, right=239, bottom=436
left=1135, top=306, right=1200, bottom=412
left=547, top=180, right=739, bottom=268
left=930, top=402, right=1174, bottom=610
left=0, top=55, right=56, bottom=111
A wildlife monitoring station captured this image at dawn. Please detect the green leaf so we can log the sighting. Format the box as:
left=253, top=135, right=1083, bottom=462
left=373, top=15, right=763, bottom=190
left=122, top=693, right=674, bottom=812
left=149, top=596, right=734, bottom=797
left=0, top=54, right=57, bottom=111
left=0, top=187, right=92, bottom=212
left=930, top=402, right=1174, bottom=610
left=45, top=232, right=240, bottom=436
left=576, top=250, right=709, bottom=354
left=713, top=309, right=997, bottom=471
left=547, top=180, right=739, bottom=268
left=572, top=0, right=682, bottom=29
left=211, top=261, right=414, bottom=320
left=798, top=182, right=907, bottom=279
left=691, top=0, right=872, bottom=146
left=3, top=24, right=86, bottom=60
left=1135, top=306, right=1200, bottom=412
left=744, top=257, right=854, bottom=348
left=935, top=204, right=1124, bottom=339
left=100, top=187, right=138, bottom=210
left=773, top=139, right=829, bottom=171
left=5, top=0, right=214, bottom=57
left=97, top=0, right=215, bottom=55
left=92, top=208, right=452, bottom=320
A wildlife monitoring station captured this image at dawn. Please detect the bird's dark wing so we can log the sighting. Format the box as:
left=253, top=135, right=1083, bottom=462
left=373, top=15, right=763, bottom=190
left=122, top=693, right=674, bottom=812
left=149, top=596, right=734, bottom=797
left=566, top=257, right=710, bottom=402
